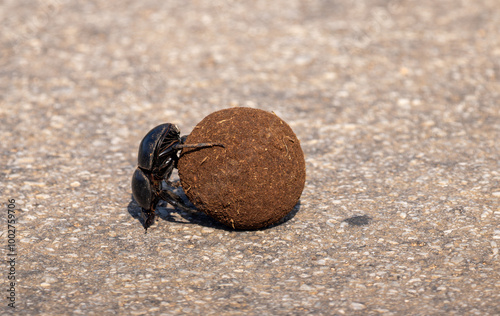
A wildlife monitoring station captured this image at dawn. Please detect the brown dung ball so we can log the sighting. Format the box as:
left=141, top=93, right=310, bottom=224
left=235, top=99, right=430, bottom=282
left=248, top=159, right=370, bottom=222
left=178, top=107, right=306, bottom=230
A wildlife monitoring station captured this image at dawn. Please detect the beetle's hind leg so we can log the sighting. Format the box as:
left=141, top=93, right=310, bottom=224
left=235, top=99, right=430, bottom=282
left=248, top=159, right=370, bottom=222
left=167, top=179, right=182, bottom=188
left=174, top=142, right=225, bottom=150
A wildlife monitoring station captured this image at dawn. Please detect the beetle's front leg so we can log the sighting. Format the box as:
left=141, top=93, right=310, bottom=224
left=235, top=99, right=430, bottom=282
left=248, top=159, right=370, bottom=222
left=140, top=208, right=156, bottom=233
left=159, top=188, right=198, bottom=213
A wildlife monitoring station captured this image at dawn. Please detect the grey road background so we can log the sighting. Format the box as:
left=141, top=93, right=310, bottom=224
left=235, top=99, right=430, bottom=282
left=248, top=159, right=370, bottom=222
left=1, top=0, right=499, bottom=315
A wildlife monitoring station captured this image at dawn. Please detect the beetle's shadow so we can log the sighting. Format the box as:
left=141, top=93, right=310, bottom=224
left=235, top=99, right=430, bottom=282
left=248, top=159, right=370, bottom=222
left=127, top=195, right=227, bottom=231
left=127, top=188, right=234, bottom=231
left=127, top=190, right=301, bottom=232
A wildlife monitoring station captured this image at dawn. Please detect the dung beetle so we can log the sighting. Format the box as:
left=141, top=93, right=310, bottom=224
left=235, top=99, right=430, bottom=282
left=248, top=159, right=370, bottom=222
left=131, top=123, right=223, bottom=232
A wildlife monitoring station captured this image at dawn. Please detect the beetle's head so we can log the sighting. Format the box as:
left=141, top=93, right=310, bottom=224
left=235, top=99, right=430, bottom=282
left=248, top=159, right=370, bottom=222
left=131, top=167, right=158, bottom=211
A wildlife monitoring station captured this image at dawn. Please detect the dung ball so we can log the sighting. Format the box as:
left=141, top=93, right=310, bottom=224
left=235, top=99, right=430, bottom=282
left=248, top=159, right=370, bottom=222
left=178, top=107, right=306, bottom=229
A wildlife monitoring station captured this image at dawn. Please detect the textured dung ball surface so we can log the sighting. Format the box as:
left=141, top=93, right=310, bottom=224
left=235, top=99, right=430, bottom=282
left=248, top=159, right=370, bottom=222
left=178, top=107, right=306, bottom=229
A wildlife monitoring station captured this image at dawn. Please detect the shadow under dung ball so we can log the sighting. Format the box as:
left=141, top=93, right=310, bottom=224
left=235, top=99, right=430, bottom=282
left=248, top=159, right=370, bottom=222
left=178, top=107, right=306, bottom=230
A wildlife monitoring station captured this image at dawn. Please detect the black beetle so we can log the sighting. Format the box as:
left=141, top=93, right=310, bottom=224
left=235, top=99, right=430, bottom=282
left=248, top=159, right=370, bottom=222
left=131, top=123, right=223, bottom=231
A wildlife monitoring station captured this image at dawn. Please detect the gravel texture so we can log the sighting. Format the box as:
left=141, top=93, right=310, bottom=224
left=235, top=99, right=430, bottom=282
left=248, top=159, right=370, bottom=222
left=0, top=0, right=499, bottom=315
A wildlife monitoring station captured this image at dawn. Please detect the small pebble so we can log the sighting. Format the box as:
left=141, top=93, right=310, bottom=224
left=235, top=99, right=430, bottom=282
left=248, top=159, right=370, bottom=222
left=350, top=302, right=366, bottom=310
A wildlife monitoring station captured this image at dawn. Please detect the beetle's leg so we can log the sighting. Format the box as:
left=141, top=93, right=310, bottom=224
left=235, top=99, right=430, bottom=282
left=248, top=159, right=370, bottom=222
left=167, top=179, right=182, bottom=188
left=180, top=135, right=188, bottom=144
left=174, top=142, right=224, bottom=149
left=158, top=188, right=198, bottom=213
